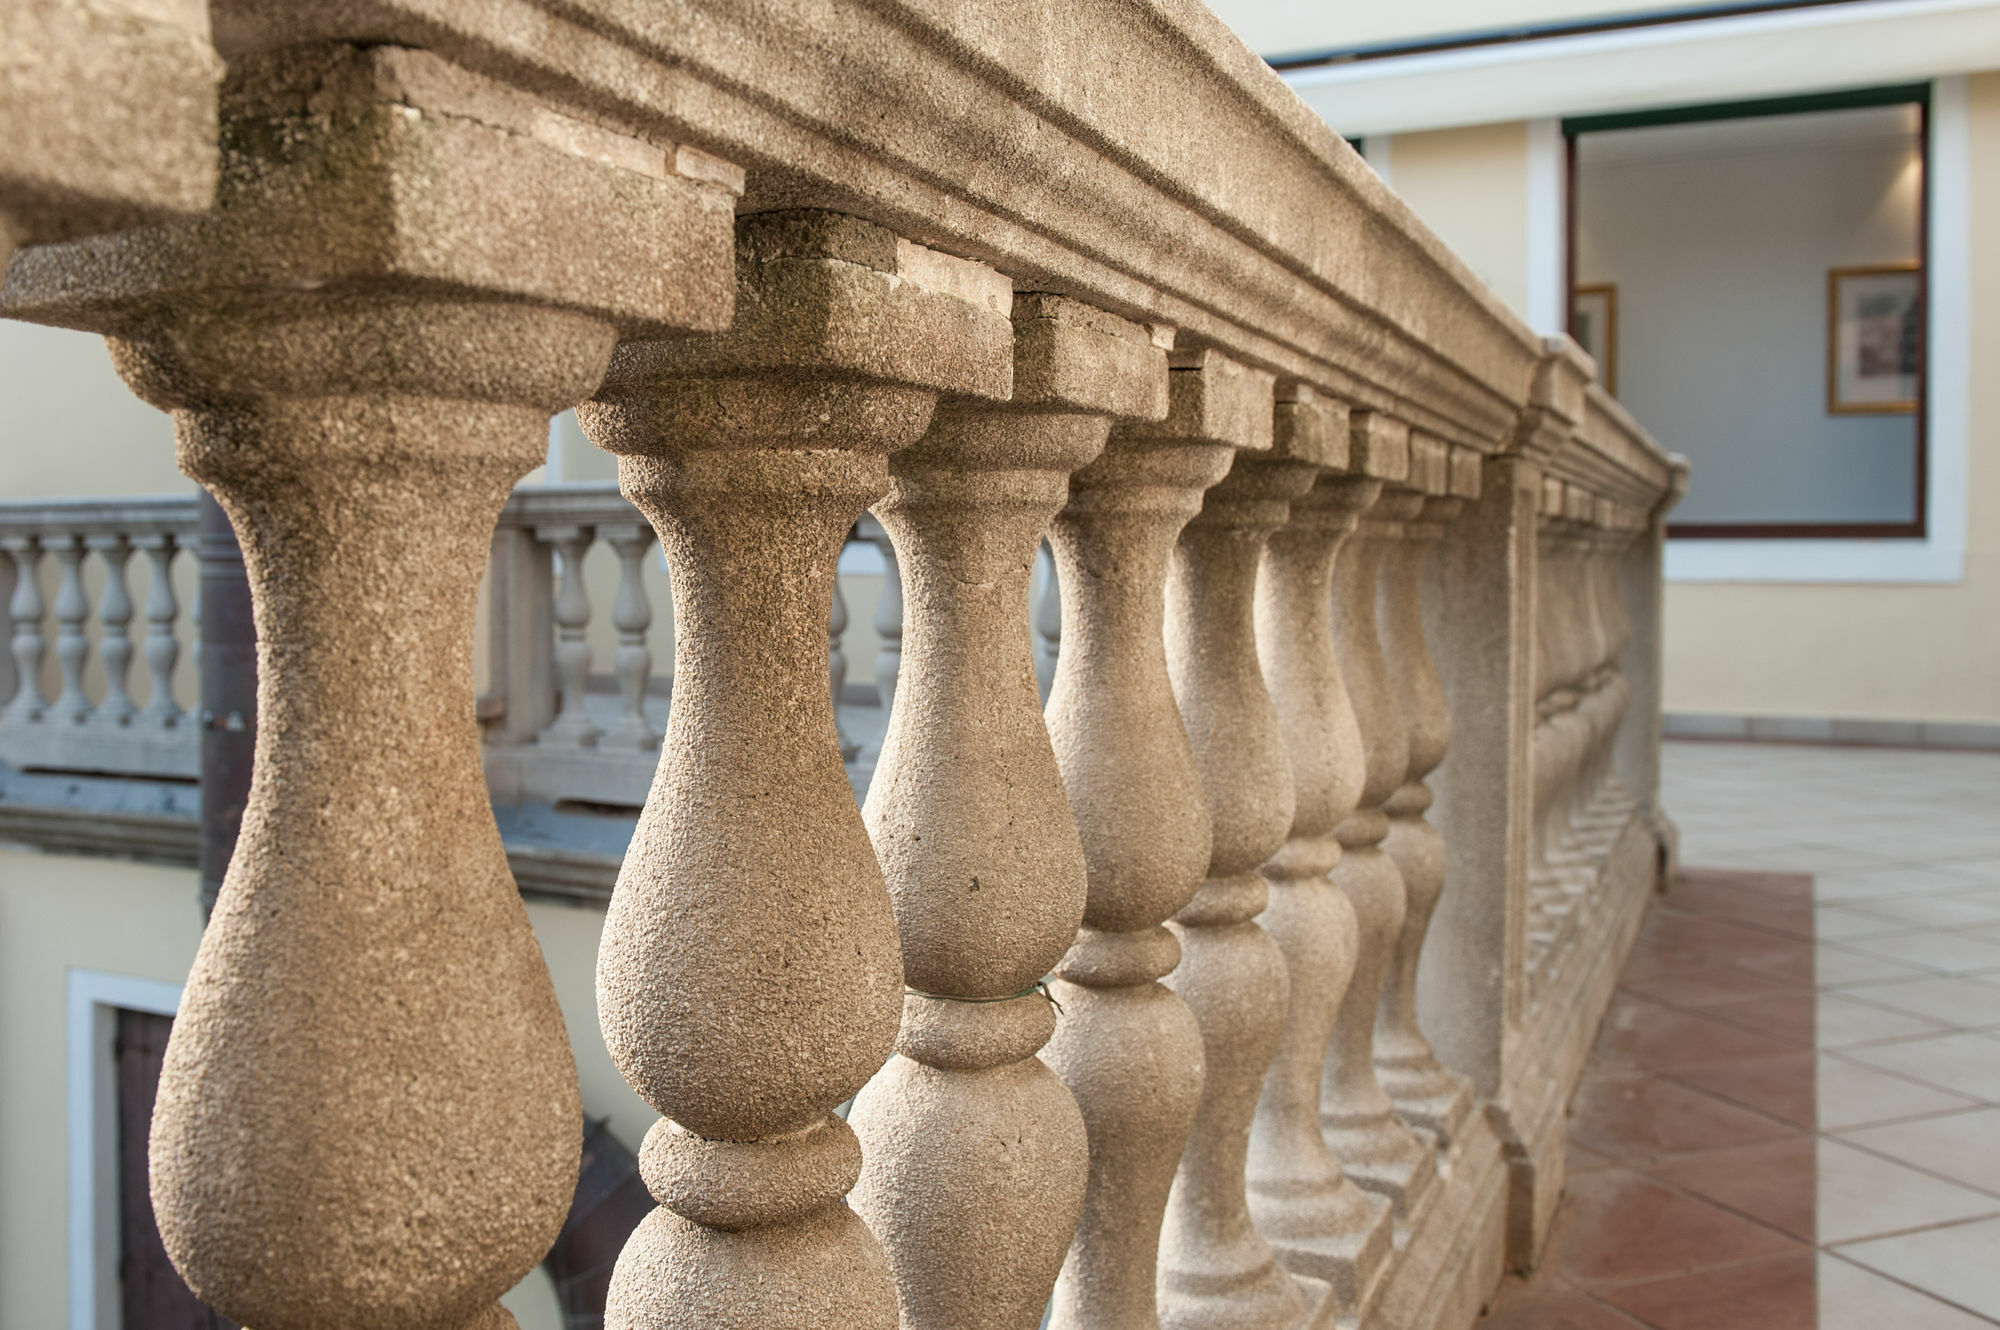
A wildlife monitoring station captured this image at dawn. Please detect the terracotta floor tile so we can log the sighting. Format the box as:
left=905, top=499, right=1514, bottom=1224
left=1689, top=990, right=1818, bottom=1045
left=1542, top=1169, right=1804, bottom=1286
left=1569, top=1074, right=1800, bottom=1163
left=1620, top=959, right=1803, bottom=1008
left=1479, top=1279, right=1647, bottom=1329
left=1596, top=1252, right=1816, bottom=1330
left=1593, top=996, right=1803, bottom=1074
left=1666, top=1051, right=1817, bottom=1129
left=1645, top=1136, right=1817, bottom=1241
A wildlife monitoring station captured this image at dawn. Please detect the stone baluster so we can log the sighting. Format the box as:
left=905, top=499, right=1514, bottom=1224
left=1243, top=389, right=1393, bottom=1316
left=540, top=524, right=602, bottom=748
left=88, top=532, right=140, bottom=726
left=1159, top=374, right=1341, bottom=1330
left=1562, top=502, right=1615, bottom=849
left=601, top=522, right=663, bottom=751
left=578, top=210, right=1013, bottom=1329
left=49, top=532, right=93, bottom=725
left=1322, top=415, right=1437, bottom=1218
left=1588, top=520, right=1638, bottom=820
left=2, top=42, right=741, bottom=1328
left=1034, top=540, right=1062, bottom=703
left=850, top=292, right=1165, bottom=1330
left=1374, top=449, right=1475, bottom=1146
left=1043, top=345, right=1269, bottom=1330
left=2, top=536, right=46, bottom=724
left=134, top=532, right=184, bottom=727
left=859, top=515, right=905, bottom=713
left=831, top=559, right=862, bottom=761
left=1538, top=506, right=1596, bottom=898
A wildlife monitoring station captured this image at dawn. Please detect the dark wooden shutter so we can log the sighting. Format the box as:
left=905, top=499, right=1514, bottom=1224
left=114, top=1008, right=238, bottom=1330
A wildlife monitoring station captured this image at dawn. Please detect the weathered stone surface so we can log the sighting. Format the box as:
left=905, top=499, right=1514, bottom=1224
left=580, top=210, right=1013, bottom=1329
left=0, top=0, right=220, bottom=265
left=850, top=295, right=1164, bottom=1330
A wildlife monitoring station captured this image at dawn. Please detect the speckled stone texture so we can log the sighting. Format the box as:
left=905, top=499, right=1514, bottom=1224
left=1157, top=374, right=1333, bottom=1330
left=1376, top=487, right=1478, bottom=1145
left=0, top=45, right=742, bottom=1330
left=0, top=0, right=220, bottom=267
left=850, top=294, right=1166, bottom=1330
left=1041, top=347, right=1269, bottom=1330
left=579, top=209, right=1012, bottom=1330
left=1243, top=392, right=1393, bottom=1316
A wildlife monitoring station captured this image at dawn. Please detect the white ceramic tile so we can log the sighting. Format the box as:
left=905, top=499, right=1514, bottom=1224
left=1819, top=1055, right=1982, bottom=1130
left=1817, top=868, right=2000, bottom=904
left=1837, top=1214, right=2000, bottom=1320
left=1846, top=977, right=2000, bottom=1030
left=1818, top=994, right=1954, bottom=1048
left=1842, top=1032, right=2000, bottom=1102
left=1818, top=905, right=1925, bottom=940
left=1840, top=933, right=2000, bottom=977
left=1853, top=897, right=2000, bottom=929
left=1818, top=1138, right=2000, bottom=1243
left=1838, top=1109, right=2000, bottom=1197
left=1817, top=1254, right=1998, bottom=1330
left=1818, top=946, right=1932, bottom=988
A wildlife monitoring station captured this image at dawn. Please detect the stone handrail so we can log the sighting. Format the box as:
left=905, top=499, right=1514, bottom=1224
left=1, top=6, right=1687, bottom=1330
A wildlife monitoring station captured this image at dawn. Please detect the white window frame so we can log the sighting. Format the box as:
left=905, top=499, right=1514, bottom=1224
left=67, top=969, right=184, bottom=1330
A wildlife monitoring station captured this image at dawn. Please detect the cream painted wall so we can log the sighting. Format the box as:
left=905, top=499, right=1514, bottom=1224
left=0, top=323, right=185, bottom=499
left=1661, top=73, right=2000, bottom=725
left=1204, top=0, right=1684, bottom=60
left=0, top=846, right=644, bottom=1330
left=1369, top=121, right=1535, bottom=319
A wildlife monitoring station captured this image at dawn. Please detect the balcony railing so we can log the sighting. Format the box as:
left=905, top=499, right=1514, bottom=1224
left=0, top=6, right=1686, bottom=1330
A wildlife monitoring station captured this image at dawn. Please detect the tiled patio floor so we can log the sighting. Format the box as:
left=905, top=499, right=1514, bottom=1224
left=1480, top=740, right=2000, bottom=1330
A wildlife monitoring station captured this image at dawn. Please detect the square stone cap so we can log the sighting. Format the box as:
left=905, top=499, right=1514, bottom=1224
left=1403, top=431, right=1450, bottom=496
left=1117, top=345, right=1274, bottom=450
left=1269, top=383, right=1349, bottom=468
left=1448, top=445, right=1483, bottom=499
left=649, top=210, right=1016, bottom=400
left=1349, top=411, right=1411, bottom=482
left=1008, top=292, right=1169, bottom=421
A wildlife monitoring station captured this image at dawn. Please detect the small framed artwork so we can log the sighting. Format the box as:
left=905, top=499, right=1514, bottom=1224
left=1828, top=263, right=1921, bottom=414
left=1571, top=284, right=1618, bottom=395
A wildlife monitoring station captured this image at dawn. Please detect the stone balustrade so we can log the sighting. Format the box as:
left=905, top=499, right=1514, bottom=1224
left=1, top=7, right=1685, bottom=1330
left=0, top=496, right=199, bottom=779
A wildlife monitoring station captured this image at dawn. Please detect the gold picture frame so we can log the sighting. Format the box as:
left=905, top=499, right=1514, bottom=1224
left=1828, top=262, right=1921, bottom=415
left=1571, top=283, right=1618, bottom=396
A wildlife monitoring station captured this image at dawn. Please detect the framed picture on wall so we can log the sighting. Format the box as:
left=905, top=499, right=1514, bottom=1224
left=1828, top=263, right=1921, bottom=414
left=1571, top=284, right=1618, bottom=395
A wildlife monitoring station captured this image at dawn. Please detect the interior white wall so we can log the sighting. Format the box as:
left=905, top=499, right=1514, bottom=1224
left=1576, top=105, right=1923, bottom=526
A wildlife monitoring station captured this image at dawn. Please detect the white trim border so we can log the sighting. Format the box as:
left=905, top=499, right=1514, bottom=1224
left=67, top=969, right=184, bottom=1330
left=1665, top=75, right=1971, bottom=584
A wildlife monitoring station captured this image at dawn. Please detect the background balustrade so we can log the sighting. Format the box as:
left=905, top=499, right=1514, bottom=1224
left=0, top=497, right=199, bottom=779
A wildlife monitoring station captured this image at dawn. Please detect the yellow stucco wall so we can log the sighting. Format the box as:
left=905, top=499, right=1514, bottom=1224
left=1371, top=121, right=1534, bottom=318
left=0, top=845, right=638, bottom=1330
